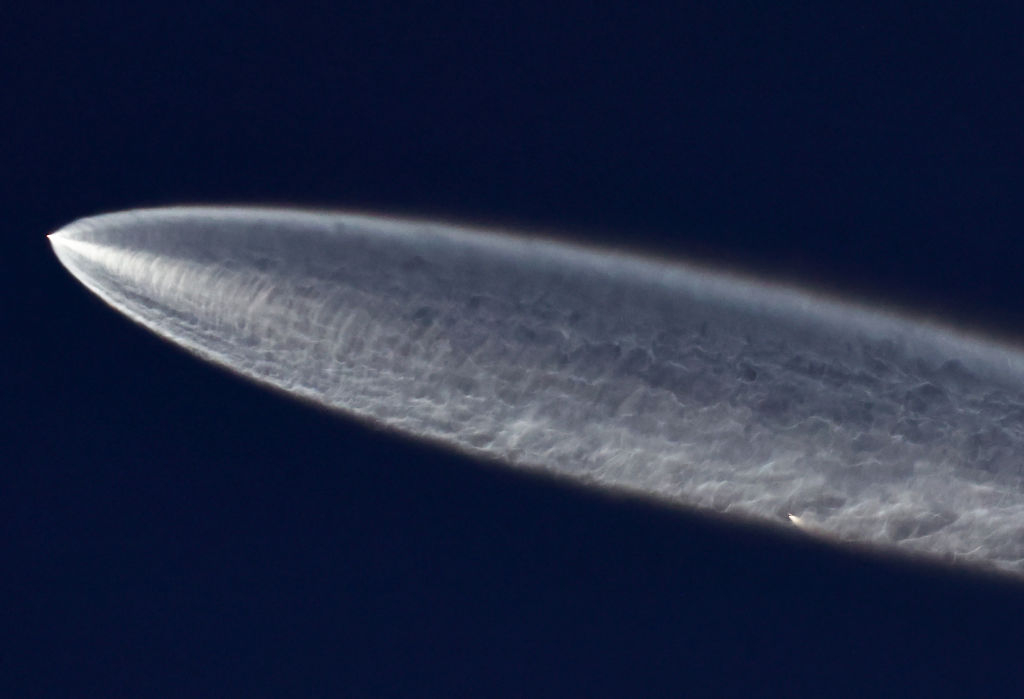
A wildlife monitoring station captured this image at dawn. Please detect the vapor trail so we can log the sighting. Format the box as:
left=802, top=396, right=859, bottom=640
left=50, top=207, right=1024, bottom=574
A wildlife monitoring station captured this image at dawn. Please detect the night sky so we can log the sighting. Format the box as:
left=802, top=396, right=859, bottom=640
left=6, top=4, right=1024, bottom=696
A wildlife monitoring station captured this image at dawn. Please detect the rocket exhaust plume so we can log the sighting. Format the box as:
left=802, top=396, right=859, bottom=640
left=49, top=207, right=1024, bottom=575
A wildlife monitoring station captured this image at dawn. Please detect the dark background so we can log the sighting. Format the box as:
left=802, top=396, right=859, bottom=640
left=6, top=4, right=1024, bottom=696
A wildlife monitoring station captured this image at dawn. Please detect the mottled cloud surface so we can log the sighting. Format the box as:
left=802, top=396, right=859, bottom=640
left=51, top=208, right=1024, bottom=575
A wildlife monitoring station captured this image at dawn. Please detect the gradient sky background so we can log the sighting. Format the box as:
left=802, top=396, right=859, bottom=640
left=6, top=4, right=1024, bottom=695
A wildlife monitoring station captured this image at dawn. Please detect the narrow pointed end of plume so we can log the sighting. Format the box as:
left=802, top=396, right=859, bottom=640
left=47, top=231, right=64, bottom=254
left=47, top=223, right=86, bottom=276
left=47, top=221, right=86, bottom=254
left=47, top=230, right=72, bottom=262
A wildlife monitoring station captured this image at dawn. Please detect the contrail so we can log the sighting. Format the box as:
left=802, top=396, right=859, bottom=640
left=49, top=207, right=1024, bottom=575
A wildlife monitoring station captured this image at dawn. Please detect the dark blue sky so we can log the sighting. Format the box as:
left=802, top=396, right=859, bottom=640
left=6, top=4, right=1024, bottom=695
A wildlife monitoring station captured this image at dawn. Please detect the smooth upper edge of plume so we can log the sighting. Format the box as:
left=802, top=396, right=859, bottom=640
left=47, top=205, right=1024, bottom=381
